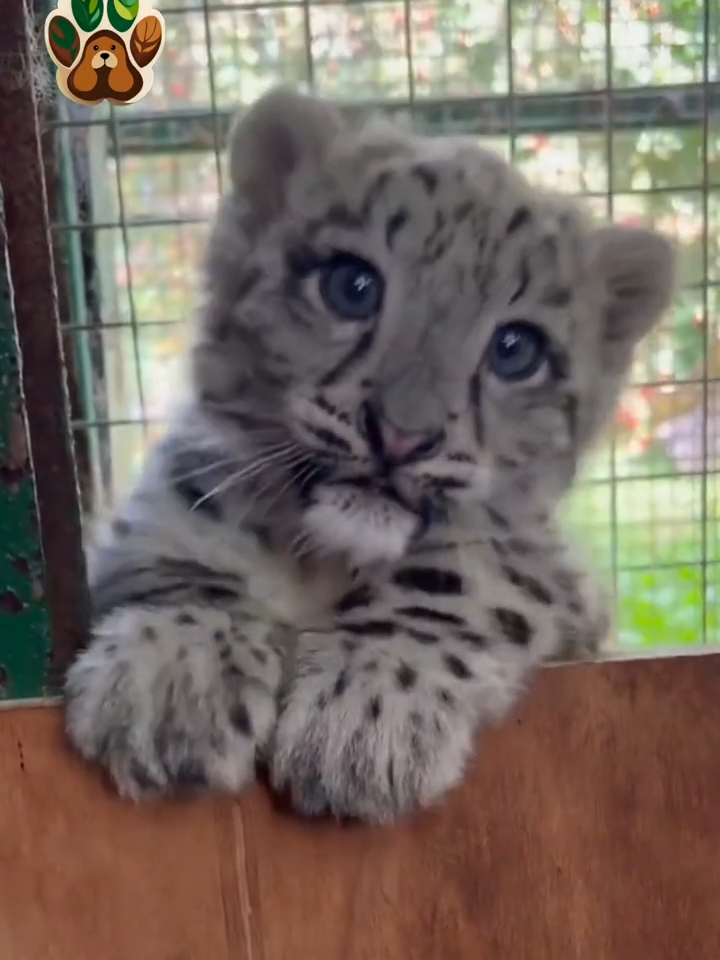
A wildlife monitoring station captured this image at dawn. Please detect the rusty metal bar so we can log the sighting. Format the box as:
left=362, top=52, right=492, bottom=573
left=0, top=0, right=90, bottom=693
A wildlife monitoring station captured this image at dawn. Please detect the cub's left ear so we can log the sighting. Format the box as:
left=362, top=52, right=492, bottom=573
left=589, top=224, right=677, bottom=355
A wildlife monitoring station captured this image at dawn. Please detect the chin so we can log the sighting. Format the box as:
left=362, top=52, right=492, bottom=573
left=302, top=484, right=420, bottom=567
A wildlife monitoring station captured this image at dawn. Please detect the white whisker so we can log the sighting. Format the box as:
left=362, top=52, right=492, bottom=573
left=170, top=455, right=243, bottom=486
left=190, top=443, right=303, bottom=512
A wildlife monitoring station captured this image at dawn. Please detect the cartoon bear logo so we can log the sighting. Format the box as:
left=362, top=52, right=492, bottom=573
left=45, top=0, right=165, bottom=106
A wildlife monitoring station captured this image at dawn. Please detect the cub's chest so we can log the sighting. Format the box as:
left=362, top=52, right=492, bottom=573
left=241, top=548, right=353, bottom=632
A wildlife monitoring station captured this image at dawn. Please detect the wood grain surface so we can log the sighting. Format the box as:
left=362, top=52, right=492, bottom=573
left=1, top=655, right=718, bottom=960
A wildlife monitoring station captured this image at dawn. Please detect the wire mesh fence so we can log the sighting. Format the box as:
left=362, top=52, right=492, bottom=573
left=49, top=0, right=719, bottom=652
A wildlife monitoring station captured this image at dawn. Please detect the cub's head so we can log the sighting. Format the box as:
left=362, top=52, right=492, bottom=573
left=194, top=87, right=676, bottom=566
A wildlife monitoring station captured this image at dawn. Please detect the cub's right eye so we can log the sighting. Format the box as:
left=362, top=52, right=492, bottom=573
left=93, top=44, right=99, bottom=50
left=318, top=253, right=384, bottom=322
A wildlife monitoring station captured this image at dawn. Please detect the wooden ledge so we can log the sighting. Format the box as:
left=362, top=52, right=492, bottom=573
left=1, top=655, right=718, bottom=960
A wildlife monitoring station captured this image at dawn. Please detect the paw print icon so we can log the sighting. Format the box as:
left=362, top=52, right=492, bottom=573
left=45, top=0, right=165, bottom=106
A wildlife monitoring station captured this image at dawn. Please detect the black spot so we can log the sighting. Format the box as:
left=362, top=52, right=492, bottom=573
left=142, top=625, right=158, bottom=642
left=506, top=537, right=535, bottom=554
left=409, top=710, right=424, bottom=729
left=469, top=370, right=483, bottom=444
left=174, top=761, right=208, bottom=788
left=564, top=393, right=578, bottom=439
left=510, top=259, right=531, bottom=303
left=130, top=759, right=161, bottom=791
left=307, top=425, right=352, bottom=453
left=333, top=671, right=349, bottom=697
left=542, top=286, right=572, bottom=307
left=362, top=659, right=379, bottom=674
left=453, top=201, right=474, bottom=223
left=443, top=653, right=473, bottom=680
left=323, top=203, right=365, bottom=232
left=396, top=606, right=465, bottom=627
left=213, top=629, right=226, bottom=642
left=361, top=169, right=393, bottom=219
left=411, top=163, right=439, bottom=193
left=367, top=696, right=383, bottom=721
left=341, top=638, right=359, bottom=654
left=436, top=688, right=456, bottom=709
left=197, top=584, right=240, bottom=602
left=251, top=647, right=268, bottom=665
left=507, top=206, right=532, bottom=234
left=225, top=664, right=243, bottom=679
left=456, top=630, right=487, bottom=649
left=316, top=692, right=329, bottom=711
left=112, top=518, right=131, bottom=536
left=493, top=608, right=532, bottom=645
left=387, top=758, right=396, bottom=794
left=490, top=537, right=507, bottom=556
left=219, top=645, right=232, bottom=661
left=486, top=507, right=510, bottom=529
left=229, top=703, right=253, bottom=737
left=385, top=208, right=409, bottom=248
left=341, top=620, right=397, bottom=637
left=393, top=566, right=464, bottom=596
left=335, top=584, right=374, bottom=614
left=406, top=627, right=440, bottom=645
left=320, top=328, right=375, bottom=386
left=555, top=570, right=578, bottom=592
left=176, top=612, right=197, bottom=626
left=395, top=662, right=418, bottom=691
left=503, top=566, right=553, bottom=605
left=314, top=395, right=338, bottom=417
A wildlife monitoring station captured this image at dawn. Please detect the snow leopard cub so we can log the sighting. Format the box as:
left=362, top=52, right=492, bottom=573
left=65, top=87, right=676, bottom=823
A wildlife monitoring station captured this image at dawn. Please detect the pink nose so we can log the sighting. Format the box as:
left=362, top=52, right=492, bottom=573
left=360, top=402, right=443, bottom=465
left=378, top=420, right=432, bottom=461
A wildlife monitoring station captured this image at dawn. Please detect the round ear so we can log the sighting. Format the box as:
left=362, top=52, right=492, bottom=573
left=588, top=223, right=677, bottom=366
left=227, top=87, right=344, bottom=225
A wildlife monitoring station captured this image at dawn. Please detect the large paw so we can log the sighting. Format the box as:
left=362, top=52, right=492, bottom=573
left=270, top=636, right=476, bottom=823
left=65, top=605, right=281, bottom=800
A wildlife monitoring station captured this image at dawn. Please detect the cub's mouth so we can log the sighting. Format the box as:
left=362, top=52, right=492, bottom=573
left=325, top=474, right=418, bottom=512
left=294, top=463, right=433, bottom=566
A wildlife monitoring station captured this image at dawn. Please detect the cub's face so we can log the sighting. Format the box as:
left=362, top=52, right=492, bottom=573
left=196, top=90, right=676, bottom=566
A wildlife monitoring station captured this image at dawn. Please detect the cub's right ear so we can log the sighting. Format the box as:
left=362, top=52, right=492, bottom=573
left=227, top=86, right=344, bottom=222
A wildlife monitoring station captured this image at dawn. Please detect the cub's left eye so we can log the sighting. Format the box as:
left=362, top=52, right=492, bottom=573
left=487, top=321, right=549, bottom=383
left=318, top=254, right=384, bottom=322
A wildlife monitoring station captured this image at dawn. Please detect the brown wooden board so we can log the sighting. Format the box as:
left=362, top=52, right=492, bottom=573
left=0, top=655, right=718, bottom=960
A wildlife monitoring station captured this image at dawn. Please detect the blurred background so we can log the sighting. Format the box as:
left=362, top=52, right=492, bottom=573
left=50, top=0, right=719, bottom=651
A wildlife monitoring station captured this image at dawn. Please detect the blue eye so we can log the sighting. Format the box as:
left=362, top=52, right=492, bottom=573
left=487, top=321, right=548, bottom=382
left=318, top=254, right=384, bottom=321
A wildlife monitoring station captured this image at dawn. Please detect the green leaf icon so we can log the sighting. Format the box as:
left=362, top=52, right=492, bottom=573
left=71, top=0, right=103, bottom=33
left=107, top=0, right=139, bottom=33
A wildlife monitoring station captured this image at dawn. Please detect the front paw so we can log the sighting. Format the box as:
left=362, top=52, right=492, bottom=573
left=65, top=605, right=281, bottom=800
left=270, top=643, right=475, bottom=823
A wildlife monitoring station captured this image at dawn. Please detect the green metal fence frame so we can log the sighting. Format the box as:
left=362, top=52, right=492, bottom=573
left=0, top=0, right=90, bottom=701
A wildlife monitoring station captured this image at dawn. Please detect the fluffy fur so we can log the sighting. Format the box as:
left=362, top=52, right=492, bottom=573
left=65, top=87, right=676, bottom=822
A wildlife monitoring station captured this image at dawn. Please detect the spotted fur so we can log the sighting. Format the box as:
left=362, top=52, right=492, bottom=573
left=65, top=88, right=676, bottom=821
